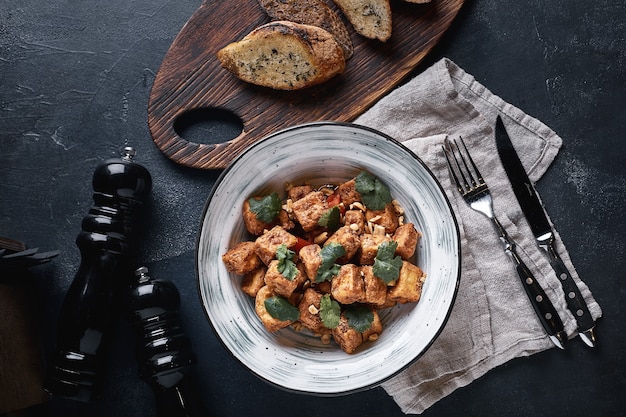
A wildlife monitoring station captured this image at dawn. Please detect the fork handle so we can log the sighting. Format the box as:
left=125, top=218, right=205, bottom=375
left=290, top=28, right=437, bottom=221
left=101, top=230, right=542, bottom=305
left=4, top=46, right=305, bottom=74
left=491, top=217, right=567, bottom=349
left=539, top=239, right=596, bottom=346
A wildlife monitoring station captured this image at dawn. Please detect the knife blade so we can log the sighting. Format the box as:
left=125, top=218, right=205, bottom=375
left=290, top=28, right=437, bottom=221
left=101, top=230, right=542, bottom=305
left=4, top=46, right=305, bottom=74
left=494, top=115, right=596, bottom=347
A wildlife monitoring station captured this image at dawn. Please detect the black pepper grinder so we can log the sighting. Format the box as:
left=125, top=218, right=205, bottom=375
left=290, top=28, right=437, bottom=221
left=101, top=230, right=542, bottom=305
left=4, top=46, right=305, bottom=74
left=128, top=266, right=207, bottom=417
left=46, top=147, right=152, bottom=402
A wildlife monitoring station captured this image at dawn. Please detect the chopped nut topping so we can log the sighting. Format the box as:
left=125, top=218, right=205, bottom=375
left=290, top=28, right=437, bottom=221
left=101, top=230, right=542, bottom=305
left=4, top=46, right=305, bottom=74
left=350, top=201, right=365, bottom=211
left=368, top=214, right=382, bottom=223
left=392, top=199, right=404, bottom=215
left=283, top=198, right=293, bottom=213
left=313, top=232, right=328, bottom=244
left=372, top=224, right=386, bottom=236
left=308, top=304, right=319, bottom=315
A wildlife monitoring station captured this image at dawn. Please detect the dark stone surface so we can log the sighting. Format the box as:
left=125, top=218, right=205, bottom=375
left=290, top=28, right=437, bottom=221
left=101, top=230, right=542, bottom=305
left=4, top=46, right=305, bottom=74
left=1, top=0, right=624, bottom=415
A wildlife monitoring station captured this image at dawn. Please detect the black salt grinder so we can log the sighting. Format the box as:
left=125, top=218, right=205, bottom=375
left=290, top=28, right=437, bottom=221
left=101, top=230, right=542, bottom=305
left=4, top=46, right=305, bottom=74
left=46, top=147, right=152, bottom=402
left=128, top=267, right=206, bottom=417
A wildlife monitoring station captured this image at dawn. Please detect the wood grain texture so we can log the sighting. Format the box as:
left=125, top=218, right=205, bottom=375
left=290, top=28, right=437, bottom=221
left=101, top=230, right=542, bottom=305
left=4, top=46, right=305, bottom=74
left=148, top=0, right=465, bottom=169
left=0, top=284, right=47, bottom=413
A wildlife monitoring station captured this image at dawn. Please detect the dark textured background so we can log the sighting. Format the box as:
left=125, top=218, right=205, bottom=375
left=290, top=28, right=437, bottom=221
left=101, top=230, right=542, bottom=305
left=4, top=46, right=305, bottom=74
left=1, top=0, right=624, bottom=415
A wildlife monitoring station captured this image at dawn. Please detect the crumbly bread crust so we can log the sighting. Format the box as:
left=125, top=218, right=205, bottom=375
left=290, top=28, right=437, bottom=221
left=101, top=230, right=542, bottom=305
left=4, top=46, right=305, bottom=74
left=217, top=21, right=346, bottom=90
left=331, top=0, right=392, bottom=41
left=257, top=0, right=354, bottom=59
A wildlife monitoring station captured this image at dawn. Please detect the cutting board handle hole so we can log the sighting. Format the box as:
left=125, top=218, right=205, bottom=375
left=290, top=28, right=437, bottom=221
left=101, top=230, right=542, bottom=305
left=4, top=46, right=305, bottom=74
left=173, top=108, right=243, bottom=145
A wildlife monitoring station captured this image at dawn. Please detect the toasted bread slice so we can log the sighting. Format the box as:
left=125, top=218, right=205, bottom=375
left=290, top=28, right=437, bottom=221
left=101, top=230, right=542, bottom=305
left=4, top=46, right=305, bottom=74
left=331, top=0, right=392, bottom=41
left=217, top=21, right=345, bottom=90
left=257, top=0, right=353, bottom=59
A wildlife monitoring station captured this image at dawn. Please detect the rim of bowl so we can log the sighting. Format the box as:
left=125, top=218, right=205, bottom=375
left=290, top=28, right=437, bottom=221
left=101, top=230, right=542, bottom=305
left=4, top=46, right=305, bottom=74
left=195, top=121, right=461, bottom=395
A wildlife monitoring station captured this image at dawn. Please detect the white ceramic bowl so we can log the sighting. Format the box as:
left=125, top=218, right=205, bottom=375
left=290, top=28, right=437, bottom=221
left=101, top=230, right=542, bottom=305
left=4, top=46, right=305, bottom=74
left=196, top=122, right=460, bottom=395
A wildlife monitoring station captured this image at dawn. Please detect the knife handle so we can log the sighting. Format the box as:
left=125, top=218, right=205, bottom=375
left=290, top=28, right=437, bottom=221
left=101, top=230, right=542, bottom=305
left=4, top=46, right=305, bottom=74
left=491, top=217, right=567, bottom=349
left=541, top=241, right=596, bottom=335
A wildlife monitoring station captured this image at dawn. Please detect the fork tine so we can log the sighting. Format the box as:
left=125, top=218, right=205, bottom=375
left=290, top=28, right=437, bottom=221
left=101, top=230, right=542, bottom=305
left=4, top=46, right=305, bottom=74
left=457, top=136, right=484, bottom=186
left=450, top=138, right=473, bottom=191
left=442, top=139, right=464, bottom=193
left=443, top=137, right=474, bottom=193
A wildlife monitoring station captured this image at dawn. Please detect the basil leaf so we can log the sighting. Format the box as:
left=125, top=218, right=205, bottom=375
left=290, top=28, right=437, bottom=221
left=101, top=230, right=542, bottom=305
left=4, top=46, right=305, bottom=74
left=345, top=305, right=374, bottom=332
left=248, top=192, right=282, bottom=223
left=264, top=296, right=300, bottom=321
left=318, top=206, right=340, bottom=230
left=315, top=242, right=346, bottom=283
left=354, top=171, right=392, bottom=211
left=276, top=244, right=298, bottom=281
left=319, top=294, right=341, bottom=329
left=372, top=241, right=403, bottom=284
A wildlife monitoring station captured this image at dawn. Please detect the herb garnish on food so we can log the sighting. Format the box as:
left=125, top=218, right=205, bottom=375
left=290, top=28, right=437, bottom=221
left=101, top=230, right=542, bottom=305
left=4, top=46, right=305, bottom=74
left=319, top=294, right=341, bottom=329
left=373, top=241, right=403, bottom=283
left=345, top=305, right=374, bottom=332
left=276, top=244, right=298, bottom=280
left=265, top=296, right=300, bottom=321
left=354, top=171, right=392, bottom=211
left=315, top=242, right=346, bottom=282
left=248, top=192, right=282, bottom=223
left=318, top=206, right=340, bottom=230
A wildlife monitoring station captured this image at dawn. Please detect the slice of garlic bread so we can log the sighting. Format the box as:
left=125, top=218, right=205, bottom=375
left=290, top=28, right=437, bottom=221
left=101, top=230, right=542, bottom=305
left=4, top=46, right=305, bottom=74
left=217, top=21, right=346, bottom=90
left=257, top=0, right=353, bottom=59
left=331, top=0, right=392, bottom=42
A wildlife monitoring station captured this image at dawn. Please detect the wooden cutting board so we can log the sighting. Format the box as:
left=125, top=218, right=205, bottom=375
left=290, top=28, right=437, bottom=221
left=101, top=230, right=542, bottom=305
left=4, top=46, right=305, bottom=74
left=148, top=0, right=464, bottom=169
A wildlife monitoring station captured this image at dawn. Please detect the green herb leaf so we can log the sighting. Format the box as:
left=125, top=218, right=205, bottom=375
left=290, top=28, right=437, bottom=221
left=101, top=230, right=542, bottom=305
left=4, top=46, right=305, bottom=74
left=248, top=192, right=282, bottom=223
left=319, top=294, right=341, bottom=329
left=316, top=263, right=341, bottom=283
left=345, top=305, right=374, bottom=332
left=354, top=171, right=392, bottom=211
left=373, top=241, right=403, bottom=284
left=315, top=242, right=346, bottom=283
left=318, top=206, right=340, bottom=230
left=264, top=296, right=300, bottom=322
left=276, top=244, right=298, bottom=280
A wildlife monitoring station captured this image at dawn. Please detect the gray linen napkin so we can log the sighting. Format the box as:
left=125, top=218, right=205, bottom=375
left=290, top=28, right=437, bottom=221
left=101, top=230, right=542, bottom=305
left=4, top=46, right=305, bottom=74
left=354, top=58, right=602, bottom=415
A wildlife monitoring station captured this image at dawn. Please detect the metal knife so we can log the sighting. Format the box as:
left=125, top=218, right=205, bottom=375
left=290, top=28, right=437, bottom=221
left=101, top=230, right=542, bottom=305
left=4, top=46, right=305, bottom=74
left=494, top=115, right=596, bottom=347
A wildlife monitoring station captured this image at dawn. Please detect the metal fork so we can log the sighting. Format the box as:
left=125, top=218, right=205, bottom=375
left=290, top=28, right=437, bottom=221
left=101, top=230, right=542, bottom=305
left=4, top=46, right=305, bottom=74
left=442, top=137, right=567, bottom=349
